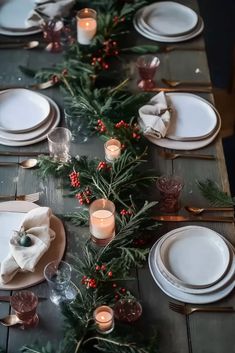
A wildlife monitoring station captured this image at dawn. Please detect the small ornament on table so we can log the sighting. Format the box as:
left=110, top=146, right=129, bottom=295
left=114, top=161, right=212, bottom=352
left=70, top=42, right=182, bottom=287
left=76, top=8, right=97, bottom=45
left=104, top=138, right=121, bottom=162
left=94, top=305, right=114, bottom=334
left=89, top=199, right=115, bottom=246
left=114, top=297, right=142, bottom=323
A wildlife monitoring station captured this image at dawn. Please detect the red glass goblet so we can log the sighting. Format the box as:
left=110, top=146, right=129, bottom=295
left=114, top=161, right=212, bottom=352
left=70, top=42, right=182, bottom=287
left=136, top=55, right=160, bottom=90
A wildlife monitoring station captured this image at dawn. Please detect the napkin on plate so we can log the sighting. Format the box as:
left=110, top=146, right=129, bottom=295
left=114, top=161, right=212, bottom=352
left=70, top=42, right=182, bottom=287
left=26, top=0, right=75, bottom=28
left=0, top=207, right=55, bottom=284
left=138, top=92, right=171, bottom=139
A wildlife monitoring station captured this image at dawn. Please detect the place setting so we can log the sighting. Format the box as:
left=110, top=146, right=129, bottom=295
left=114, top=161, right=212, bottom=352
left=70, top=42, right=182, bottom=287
left=133, top=1, right=204, bottom=43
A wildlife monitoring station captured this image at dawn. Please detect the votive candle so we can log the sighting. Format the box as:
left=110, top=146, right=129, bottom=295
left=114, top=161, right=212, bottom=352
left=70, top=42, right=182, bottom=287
left=104, top=138, right=121, bottom=162
left=76, top=8, right=97, bottom=45
left=94, top=305, right=114, bottom=334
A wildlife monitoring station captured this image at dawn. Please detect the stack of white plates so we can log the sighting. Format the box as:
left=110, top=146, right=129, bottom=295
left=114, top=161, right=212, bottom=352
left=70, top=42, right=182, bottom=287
left=133, top=2, right=204, bottom=42
left=0, top=89, right=60, bottom=147
left=138, top=92, right=221, bottom=150
left=149, top=226, right=235, bottom=303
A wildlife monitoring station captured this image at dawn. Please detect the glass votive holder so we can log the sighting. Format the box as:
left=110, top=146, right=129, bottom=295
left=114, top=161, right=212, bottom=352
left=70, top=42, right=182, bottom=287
left=42, top=20, right=64, bottom=53
left=156, top=175, right=184, bottom=213
left=136, top=55, right=160, bottom=90
left=64, top=108, right=89, bottom=143
left=104, top=138, right=121, bottom=162
left=89, top=199, right=115, bottom=246
left=44, top=260, right=77, bottom=306
left=114, top=298, right=142, bottom=323
left=94, top=305, right=114, bottom=334
left=47, top=127, right=72, bottom=162
left=76, top=8, right=97, bottom=45
left=10, top=291, right=39, bottom=329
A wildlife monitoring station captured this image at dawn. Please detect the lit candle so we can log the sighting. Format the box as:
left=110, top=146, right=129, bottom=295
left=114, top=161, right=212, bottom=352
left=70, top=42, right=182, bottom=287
left=94, top=306, right=114, bottom=334
left=76, top=8, right=97, bottom=45
left=104, top=138, right=121, bottom=162
left=89, top=199, right=116, bottom=245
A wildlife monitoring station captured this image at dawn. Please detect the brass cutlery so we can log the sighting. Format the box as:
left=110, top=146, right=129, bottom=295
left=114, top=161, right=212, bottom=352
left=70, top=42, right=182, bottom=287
left=153, top=215, right=235, bottom=223
left=159, top=150, right=216, bottom=160
left=169, top=302, right=235, bottom=315
left=0, top=315, right=23, bottom=326
left=185, top=206, right=234, bottom=215
left=0, top=151, right=49, bottom=157
left=0, top=295, right=46, bottom=302
left=162, top=78, right=211, bottom=88
left=145, top=86, right=212, bottom=93
left=0, top=41, right=39, bottom=50
left=0, top=192, right=40, bottom=202
left=0, top=158, right=38, bottom=169
left=0, top=79, right=55, bottom=91
left=162, top=45, right=205, bottom=53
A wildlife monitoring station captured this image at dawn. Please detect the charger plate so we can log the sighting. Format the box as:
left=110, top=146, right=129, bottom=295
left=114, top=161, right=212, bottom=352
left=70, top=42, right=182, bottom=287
left=0, top=201, right=66, bottom=290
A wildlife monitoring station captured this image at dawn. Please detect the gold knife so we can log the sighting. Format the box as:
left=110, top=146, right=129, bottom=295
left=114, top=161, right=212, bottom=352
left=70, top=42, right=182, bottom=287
left=153, top=215, right=235, bottom=222
left=145, top=87, right=212, bottom=93
left=0, top=295, right=47, bottom=302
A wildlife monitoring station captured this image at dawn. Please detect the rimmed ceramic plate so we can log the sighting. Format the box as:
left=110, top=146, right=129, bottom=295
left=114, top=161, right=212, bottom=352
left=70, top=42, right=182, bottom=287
left=0, top=201, right=66, bottom=290
left=0, top=0, right=41, bottom=36
left=134, top=10, right=204, bottom=43
left=158, top=226, right=230, bottom=287
left=141, top=2, right=198, bottom=37
left=0, top=93, right=60, bottom=146
left=140, top=93, right=221, bottom=150
left=0, top=89, right=51, bottom=133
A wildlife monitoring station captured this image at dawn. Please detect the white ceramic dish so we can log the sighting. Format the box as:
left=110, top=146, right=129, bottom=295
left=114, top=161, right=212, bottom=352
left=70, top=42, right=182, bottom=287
left=157, top=226, right=230, bottom=287
left=0, top=0, right=41, bottom=36
left=141, top=2, right=198, bottom=37
left=0, top=89, right=50, bottom=133
left=0, top=93, right=60, bottom=147
left=140, top=93, right=221, bottom=150
left=149, top=239, right=235, bottom=304
left=134, top=10, right=204, bottom=43
left=0, top=201, right=66, bottom=290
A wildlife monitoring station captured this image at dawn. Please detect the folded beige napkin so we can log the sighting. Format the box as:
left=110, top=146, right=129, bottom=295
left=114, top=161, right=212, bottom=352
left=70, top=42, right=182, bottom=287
left=0, top=207, right=55, bottom=284
left=138, top=92, right=171, bottom=139
left=26, top=0, right=75, bottom=28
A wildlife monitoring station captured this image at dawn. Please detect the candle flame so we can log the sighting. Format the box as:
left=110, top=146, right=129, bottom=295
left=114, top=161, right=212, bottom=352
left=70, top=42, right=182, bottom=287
left=85, top=22, right=90, bottom=27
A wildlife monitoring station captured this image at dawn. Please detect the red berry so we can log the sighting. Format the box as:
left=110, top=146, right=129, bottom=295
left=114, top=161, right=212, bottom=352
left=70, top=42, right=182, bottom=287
left=108, top=271, right=113, bottom=277
left=101, top=264, right=106, bottom=271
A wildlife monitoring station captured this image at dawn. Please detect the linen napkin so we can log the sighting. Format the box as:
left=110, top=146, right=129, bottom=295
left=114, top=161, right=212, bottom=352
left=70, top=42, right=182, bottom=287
left=0, top=207, right=55, bottom=284
left=138, top=92, right=171, bottom=139
left=26, top=0, right=75, bottom=28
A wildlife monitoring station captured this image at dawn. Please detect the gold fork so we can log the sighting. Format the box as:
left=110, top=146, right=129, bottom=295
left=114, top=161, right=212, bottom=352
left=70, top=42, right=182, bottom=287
left=0, top=80, right=55, bottom=91
left=159, top=150, right=216, bottom=160
left=0, top=192, right=40, bottom=202
left=169, top=302, right=235, bottom=315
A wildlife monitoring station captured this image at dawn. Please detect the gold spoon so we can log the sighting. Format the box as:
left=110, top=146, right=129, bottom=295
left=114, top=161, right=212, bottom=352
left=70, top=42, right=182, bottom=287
left=0, top=315, right=23, bottom=326
left=185, top=206, right=234, bottom=215
left=162, top=78, right=212, bottom=88
left=0, top=79, right=55, bottom=91
left=0, top=41, right=39, bottom=50
left=0, top=158, right=38, bottom=169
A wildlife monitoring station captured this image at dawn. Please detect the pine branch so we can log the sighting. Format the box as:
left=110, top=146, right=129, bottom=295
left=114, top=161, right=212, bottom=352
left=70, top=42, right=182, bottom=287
left=197, top=179, right=235, bottom=206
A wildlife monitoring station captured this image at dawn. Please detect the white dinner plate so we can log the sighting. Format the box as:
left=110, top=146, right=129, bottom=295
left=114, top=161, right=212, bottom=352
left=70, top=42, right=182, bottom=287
left=158, top=226, right=230, bottom=287
left=141, top=2, right=198, bottom=37
left=149, top=239, right=235, bottom=304
left=0, top=0, right=41, bottom=36
left=134, top=9, right=204, bottom=43
left=0, top=89, right=50, bottom=133
left=140, top=93, right=221, bottom=150
left=0, top=201, right=66, bottom=290
left=154, top=227, right=235, bottom=295
left=0, top=93, right=60, bottom=147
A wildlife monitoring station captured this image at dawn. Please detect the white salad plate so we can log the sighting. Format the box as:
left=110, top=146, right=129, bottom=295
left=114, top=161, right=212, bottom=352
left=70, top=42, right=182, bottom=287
left=149, top=237, right=235, bottom=303
left=0, top=0, right=41, bottom=36
left=134, top=9, right=204, bottom=43
left=0, top=89, right=50, bottom=133
left=157, top=226, right=230, bottom=287
left=0, top=93, right=60, bottom=147
left=0, top=201, right=66, bottom=290
left=140, top=93, right=221, bottom=150
left=141, top=2, right=198, bottom=37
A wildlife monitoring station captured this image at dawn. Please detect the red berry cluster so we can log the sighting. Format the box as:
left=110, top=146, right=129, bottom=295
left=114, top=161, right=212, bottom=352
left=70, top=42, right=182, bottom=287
left=69, top=171, right=80, bottom=188
left=81, top=276, right=97, bottom=289
left=97, top=161, right=109, bottom=171
left=91, top=56, right=109, bottom=70
left=75, top=187, right=92, bottom=205
left=51, top=68, right=68, bottom=84
left=96, top=119, right=106, bottom=133
left=132, top=124, right=141, bottom=140
left=133, top=238, right=147, bottom=246
left=115, top=120, right=129, bottom=129
left=120, top=209, right=133, bottom=216
left=103, top=39, right=119, bottom=57
left=95, top=264, right=113, bottom=278
left=113, top=285, right=126, bottom=301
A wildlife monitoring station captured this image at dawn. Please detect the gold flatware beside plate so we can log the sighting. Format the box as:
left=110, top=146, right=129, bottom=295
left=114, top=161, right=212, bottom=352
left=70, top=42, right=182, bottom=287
left=185, top=206, right=234, bottom=215
left=0, top=295, right=46, bottom=302
left=153, top=215, right=235, bottom=223
left=0, top=80, right=55, bottom=91
left=145, top=86, right=212, bottom=93
left=163, top=46, right=205, bottom=53
left=0, top=192, right=40, bottom=202
left=159, top=150, right=216, bottom=160
left=0, top=41, right=39, bottom=50
left=162, top=78, right=211, bottom=88
left=169, top=302, right=235, bottom=315
left=0, top=151, right=49, bottom=156
left=0, top=158, right=37, bottom=169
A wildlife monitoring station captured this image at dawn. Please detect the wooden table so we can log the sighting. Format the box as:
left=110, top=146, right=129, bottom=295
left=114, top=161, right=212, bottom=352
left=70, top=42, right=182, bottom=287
left=0, top=1, right=235, bottom=352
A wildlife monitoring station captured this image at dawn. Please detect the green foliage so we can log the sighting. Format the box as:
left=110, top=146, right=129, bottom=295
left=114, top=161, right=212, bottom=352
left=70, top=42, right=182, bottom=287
left=197, top=179, right=235, bottom=206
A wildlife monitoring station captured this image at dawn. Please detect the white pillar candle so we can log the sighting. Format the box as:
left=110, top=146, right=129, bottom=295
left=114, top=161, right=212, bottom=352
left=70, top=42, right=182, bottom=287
left=104, top=138, right=121, bottom=162
left=94, top=306, right=114, bottom=333
left=76, top=8, right=97, bottom=45
left=90, top=209, right=115, bottom=239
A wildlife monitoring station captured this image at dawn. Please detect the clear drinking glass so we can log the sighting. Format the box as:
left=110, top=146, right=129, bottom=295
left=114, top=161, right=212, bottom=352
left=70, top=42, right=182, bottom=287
left=44, top=260, right=77, bottom=305
left=10, top=291, right=39, bottom=329
left=136, top=55, right=160, bottom=90
left=64, top=108, right=89, bottom=143
left=156, top=175, right=184, bottom=213
left=47, top=127, right=72, bottom=162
